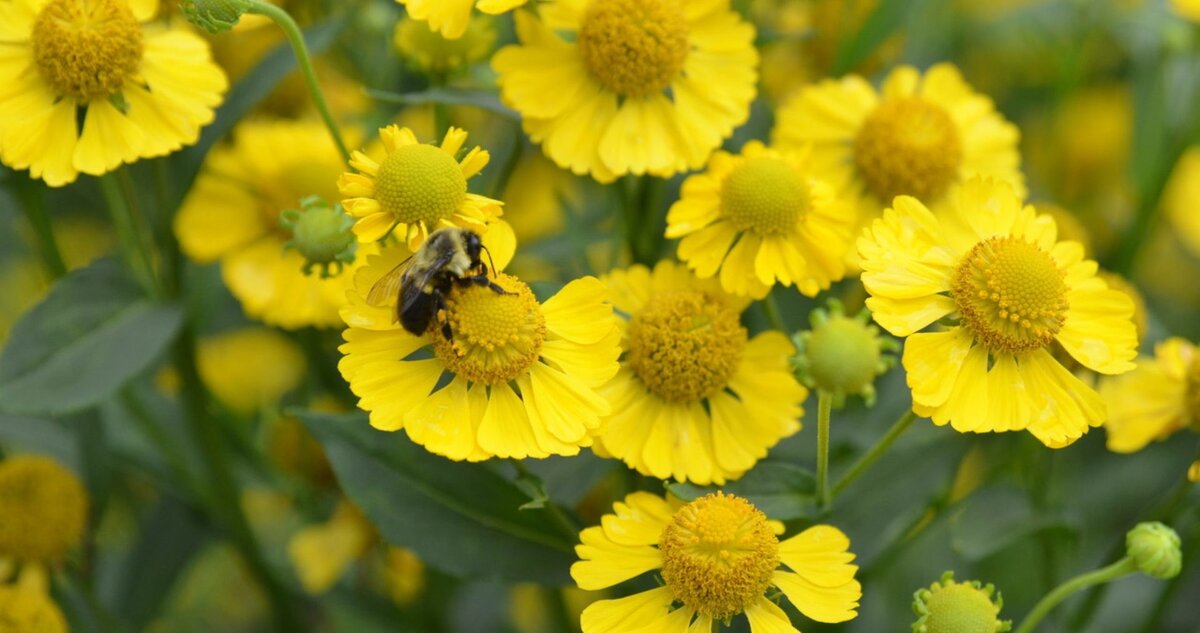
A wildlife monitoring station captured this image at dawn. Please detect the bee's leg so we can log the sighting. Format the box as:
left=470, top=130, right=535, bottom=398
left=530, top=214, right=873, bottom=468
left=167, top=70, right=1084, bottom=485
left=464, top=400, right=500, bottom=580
left=432, top=293, right=453, bottom=341
left=458, top=274, right=515, bottom=296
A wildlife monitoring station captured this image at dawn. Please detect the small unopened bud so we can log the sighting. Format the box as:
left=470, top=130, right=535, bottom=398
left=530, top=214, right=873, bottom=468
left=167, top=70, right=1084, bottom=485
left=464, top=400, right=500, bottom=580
left=912, top=571, right=1011, bottom=633
left=281, top=196, right=357, bottom=278
left=792, top=299, right=897, bottom=407
left=180, top=0, right=250, bottom=34
left=1126, top=522, right=1182, bottom=579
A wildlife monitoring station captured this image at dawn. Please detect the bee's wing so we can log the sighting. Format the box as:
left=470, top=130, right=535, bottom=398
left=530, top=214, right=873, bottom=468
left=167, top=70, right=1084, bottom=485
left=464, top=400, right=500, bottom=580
left=366, top=256, right=414, bottom=308
left=396, top=248, right=459, bottom=314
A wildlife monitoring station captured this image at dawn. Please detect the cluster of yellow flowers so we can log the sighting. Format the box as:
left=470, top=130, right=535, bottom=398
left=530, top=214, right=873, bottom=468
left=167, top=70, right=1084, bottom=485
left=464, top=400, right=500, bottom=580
left=1, top=0, right=1197, bottom=630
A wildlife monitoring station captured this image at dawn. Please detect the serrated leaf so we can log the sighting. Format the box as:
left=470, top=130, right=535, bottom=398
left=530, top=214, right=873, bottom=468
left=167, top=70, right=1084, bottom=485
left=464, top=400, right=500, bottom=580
left=668, top=461, right=818, bottom=521
left=299, top=410, right=577, bottom=585
left=0, top=258, right=182, bottom=415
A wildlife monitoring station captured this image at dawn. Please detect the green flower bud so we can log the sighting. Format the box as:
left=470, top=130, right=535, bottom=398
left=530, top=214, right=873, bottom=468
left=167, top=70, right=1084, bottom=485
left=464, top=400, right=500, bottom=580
left=281, top=196, right=358, bottom=278
left=791, top=299, right=897, bottom=407
left=180, top=0, right=250, bottom=34
left=1125, top=522, right=1182, bottom=579
left=912, top=572, right=1011, bottom=633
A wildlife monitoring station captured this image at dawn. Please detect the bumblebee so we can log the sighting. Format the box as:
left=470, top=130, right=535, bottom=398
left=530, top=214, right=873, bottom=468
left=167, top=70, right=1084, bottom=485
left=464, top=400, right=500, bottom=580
left=367, top=227, right=509, bottom=339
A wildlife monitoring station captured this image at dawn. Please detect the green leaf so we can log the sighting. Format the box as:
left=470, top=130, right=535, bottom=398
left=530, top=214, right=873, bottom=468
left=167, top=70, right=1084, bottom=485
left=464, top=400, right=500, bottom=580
left=832, top=0, right=912, bottom=74
left=948, top=484, right=1074, bottom=560
left=299, top=410, right=577, bottom=585
left=363, top=87, right=518, bottom=119
left=668, top=461, right=818, bottom=521
left=0, top=258, right=182, bottom=415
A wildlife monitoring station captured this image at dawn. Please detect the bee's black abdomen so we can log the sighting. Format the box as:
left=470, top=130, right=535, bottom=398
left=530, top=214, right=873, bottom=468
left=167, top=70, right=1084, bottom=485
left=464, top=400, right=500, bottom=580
left=399, top=291, right=437, bottom=336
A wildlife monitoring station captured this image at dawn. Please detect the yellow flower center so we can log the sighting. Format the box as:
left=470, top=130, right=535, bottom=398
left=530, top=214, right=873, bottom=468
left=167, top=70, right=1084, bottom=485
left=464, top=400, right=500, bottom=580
left=32, top=0, right=144, bottom=101
left=0, top=585, right=68, bottom=633
left=952, top=236, right=1069, bottom=354
left=374, top=144, right=467, bottom=226
left=916, top=581, right=1005, bottom=633
left=0, top=456, right=88, bottom=562
left=659, top=493, right=780, bottom=620
left=577, top=0, right=689, bottom=98
left=854, top=97, right=963, bottom=203
left=626, top=290, right=746, bottom=403
left=720, top=156, right=811, bottom=235
left=432, top=274, right=546, bottom=386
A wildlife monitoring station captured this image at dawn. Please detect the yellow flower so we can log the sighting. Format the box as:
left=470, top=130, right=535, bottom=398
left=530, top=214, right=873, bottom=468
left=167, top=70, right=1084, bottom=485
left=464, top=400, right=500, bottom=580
left=399, top=0, right=528, bottom=39
left=858, top=178, right=1138, bottom=448
left=196, top=328, right=306, bottom=414
left=773, top=63, right=1023, bottom=237
left=0, top=583, right=68, bottom=633
left=1163, top=147, right=1200, bottom=258
left=1101, top=338, right=1199, bottom=453
left=492, top=0, right=758, bottom=183
left=394, top=15, right=495, bottom=73
left=175, top=119, right=358, bottom=329
left=338, top=125, right=504, bottom=249
left=0, top=0, right=226, bottom=186
left=572, top=492, right=861, bottom=632
left=339, top=244, right=620, bottom=460
left=1172, top=0, right=1200, bottom=21
left=383, top=547, right=425, bottom=606
left=666, top=140, right=854, bottom=298
left=288, top=500, right=373, bottom=594
left=0, top=455, right=88, bottom=562
left=596, top=262, right=806, bottom=484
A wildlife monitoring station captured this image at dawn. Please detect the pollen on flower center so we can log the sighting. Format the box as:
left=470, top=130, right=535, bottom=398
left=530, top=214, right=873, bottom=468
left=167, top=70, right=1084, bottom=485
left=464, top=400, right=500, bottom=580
left=432, top=273, right=546, bottom=386
left=953, top=236, right=1069, bottom=354
left=32, top=0, right=144, bottom=101
left=854, top=97, right=963, bottom=202
left=373, top=144, right=467, bottom=227
left=659, top=492, right=780, bottom=620
left=720, top=157, right=811, bottom=235
left=577, top=0, right=689, bottom=98
left=0, top=456, right=88, bottom=562
left=626, top=290, right=746, bottom=402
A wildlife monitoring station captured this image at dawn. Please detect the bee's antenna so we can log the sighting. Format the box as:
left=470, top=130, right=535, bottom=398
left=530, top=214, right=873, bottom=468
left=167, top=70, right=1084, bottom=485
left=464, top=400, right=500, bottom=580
left=481, top=244, right=499, bottom=278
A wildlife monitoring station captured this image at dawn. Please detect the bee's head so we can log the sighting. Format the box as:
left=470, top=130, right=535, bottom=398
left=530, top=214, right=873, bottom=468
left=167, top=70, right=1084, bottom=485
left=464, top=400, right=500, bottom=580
left=460, top=229, right=483, bottom=263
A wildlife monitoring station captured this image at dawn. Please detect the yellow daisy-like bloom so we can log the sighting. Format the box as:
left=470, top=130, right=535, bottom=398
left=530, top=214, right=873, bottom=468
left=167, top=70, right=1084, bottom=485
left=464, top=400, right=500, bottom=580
left=197, top=328, right=306, bottom=415
left=399, top=0, right=528, bottom=39
left=1163, top=147, right=1200, bottom=258
left=1101, top=338, right=1199, bottom=453
left=773, top=63, right=1023, bottom=233
left=1172, top=0, right=1200, bottom=21
left=858, top=178, right=1138, bottom=448
left=338, top=125, right=503, bottom=249
left=288, top=500, right=373, bottom=595
left=175, top=119, right=357, bottom=329
left=492, top=0, right=758, bottom=183
left=666, top=140, right=854, bottom=299
left=0, top=0, right=226, bottom=186
left=0, top=583, right=68, bottom=633
left=572, top=492, right=861, bottom=632
left=394, top=15, right=495, bottom=73
left=596, top=262, right=806, bottom=484
left=339, top=244, right=621, bottom=461
left=0, top=455, right=88, bottom=562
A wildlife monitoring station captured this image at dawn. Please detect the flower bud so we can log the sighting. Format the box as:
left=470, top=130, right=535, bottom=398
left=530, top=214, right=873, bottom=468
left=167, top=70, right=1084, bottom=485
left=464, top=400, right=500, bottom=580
left=0, top=456, right=88, bottom=562
left=281, top=196, right=358, bottom=278
left=180, top=0, right=250, bottom=34
left=792, top=299, right=897, bottom=407
left=912, top=571, right=1011, bottom=633
left=1125, top=522, right=1182, bottom=579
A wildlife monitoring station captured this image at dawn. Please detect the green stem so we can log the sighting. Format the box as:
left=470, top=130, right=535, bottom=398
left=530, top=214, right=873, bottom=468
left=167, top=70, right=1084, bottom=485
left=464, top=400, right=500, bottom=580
left=99, top=173, right=159, bottom=297
left=174, top=327, right=307, bottom=632
left=816, top=390, right=833, bottom=508
left=13, top=178, right=67, bottom=279
left=832, top=409, right=918, bottom=498
left=763, top=292, right=786, bottom=333
left=246, top=0, right=350, bottom=163
left=1015, top=557, right=1139, bottom=633
left=511, top=459, right=581, bottom=544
